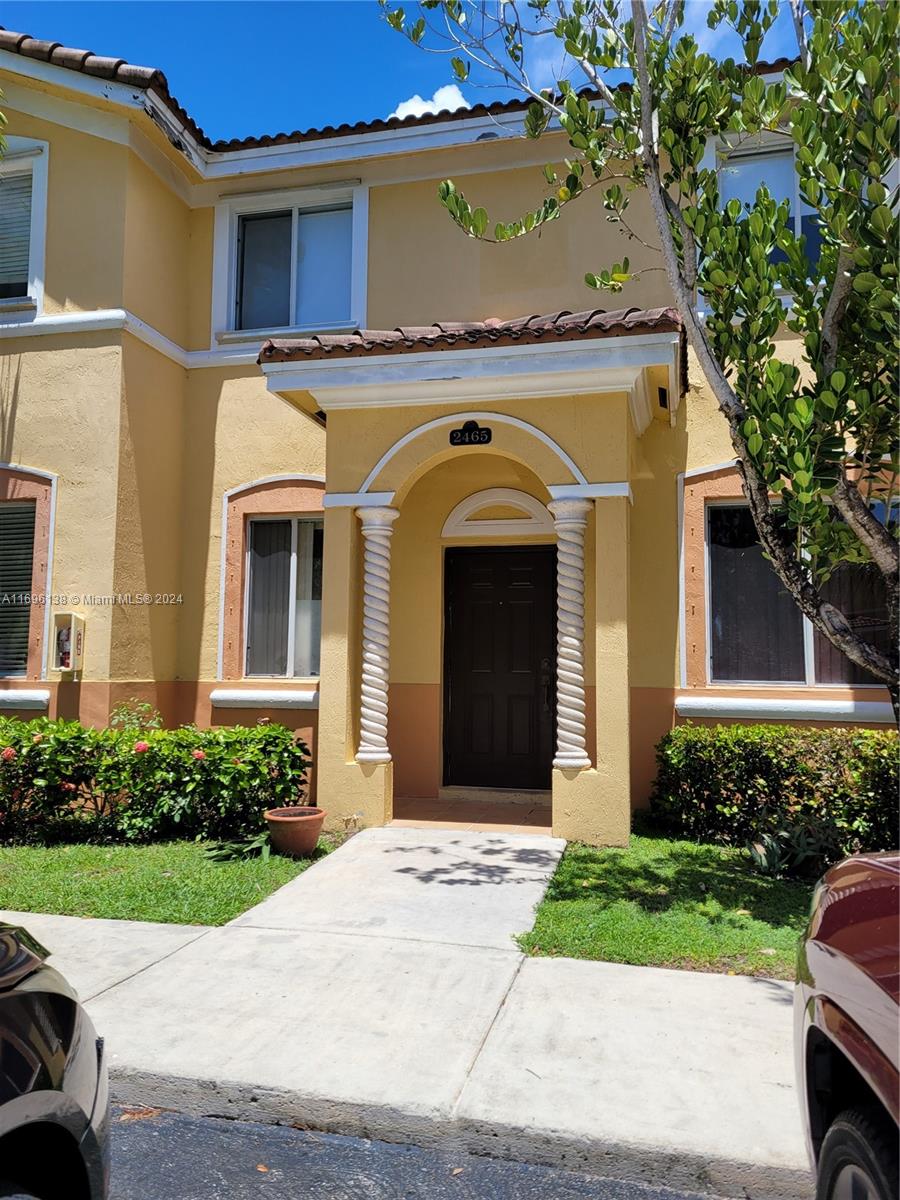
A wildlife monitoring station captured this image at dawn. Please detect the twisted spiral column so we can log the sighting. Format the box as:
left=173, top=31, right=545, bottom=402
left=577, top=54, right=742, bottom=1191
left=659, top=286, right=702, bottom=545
left=548, top=498, right=592, bottom=770
left=355, top=506, right=400, bottom=765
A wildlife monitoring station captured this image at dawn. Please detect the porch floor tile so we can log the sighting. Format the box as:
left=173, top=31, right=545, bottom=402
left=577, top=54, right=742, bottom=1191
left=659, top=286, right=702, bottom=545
left=391, top=797, right=553, bottom=835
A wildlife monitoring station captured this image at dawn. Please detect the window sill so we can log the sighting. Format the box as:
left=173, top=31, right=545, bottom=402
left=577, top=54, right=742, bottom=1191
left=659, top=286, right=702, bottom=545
left=0, top=688, right=50, bottom=710
left=210, top=687, right=319, bottom=710
left=0, top=297, right=38, bottom=321
left=215, top=321, right=356, bottom=346
left=675, top=694, right=894, bottom=724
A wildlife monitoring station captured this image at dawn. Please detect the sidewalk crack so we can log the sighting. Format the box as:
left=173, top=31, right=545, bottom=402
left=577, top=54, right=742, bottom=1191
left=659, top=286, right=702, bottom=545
left=449, top=952, right=525, bottom=1118
left=83, top=926, right=213, bottom=1003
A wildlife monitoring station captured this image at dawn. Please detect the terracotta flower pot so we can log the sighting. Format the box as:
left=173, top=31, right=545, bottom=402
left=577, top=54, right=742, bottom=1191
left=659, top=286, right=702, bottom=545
left=264, top=805, right=326, bottom=858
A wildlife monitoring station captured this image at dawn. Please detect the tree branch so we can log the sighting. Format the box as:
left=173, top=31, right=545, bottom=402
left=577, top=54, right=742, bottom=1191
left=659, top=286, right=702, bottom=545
left=787, top=0, right=811, bottom=72
left=831, top=475, right=900, bottom=579
left=821, top=246, right=853, bottom=375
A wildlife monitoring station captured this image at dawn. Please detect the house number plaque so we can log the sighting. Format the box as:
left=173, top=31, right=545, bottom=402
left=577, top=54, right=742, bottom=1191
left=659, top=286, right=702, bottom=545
left=449, top=420, right=492, bottom=447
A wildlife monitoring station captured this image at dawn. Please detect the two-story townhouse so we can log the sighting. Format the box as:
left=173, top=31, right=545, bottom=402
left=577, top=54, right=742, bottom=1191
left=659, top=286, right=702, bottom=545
left=0, top=29, right=892, bottom=842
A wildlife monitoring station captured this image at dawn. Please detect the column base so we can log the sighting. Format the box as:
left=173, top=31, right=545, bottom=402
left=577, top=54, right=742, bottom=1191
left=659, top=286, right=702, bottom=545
left=355, top=749, right=392, bottom=765
left=553, top=754, right=591, bottom=770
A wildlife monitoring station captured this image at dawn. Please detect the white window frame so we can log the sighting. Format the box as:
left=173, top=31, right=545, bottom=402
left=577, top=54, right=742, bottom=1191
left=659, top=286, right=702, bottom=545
left=0, top=136, right=49, bottom=321
left=704, top=499, right=882, bottom=689
left=243, top=514, right=323, bottom=680
left=210, top=182, right=368, bottom=348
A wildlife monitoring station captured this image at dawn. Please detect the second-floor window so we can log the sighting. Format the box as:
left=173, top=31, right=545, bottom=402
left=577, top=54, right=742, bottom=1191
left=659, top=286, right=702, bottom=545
left=235, top=203, right=353, bottom=332
left=245, top=517, right=323, bottom=678
left=0, top=168, right=33, bottom=301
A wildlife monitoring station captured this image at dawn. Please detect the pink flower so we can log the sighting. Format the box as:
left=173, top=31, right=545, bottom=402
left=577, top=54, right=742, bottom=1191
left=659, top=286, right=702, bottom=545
left=32, top=734, right=43, bottom=744
left=62, top=782, right=77, bottom=793
left=232, top=758, right=242, bottom=766
left=133, top=740, right=150, bottom=754
left=192, top=749, right=206, bottom=761
left=1, top=747, right=16, bottom=762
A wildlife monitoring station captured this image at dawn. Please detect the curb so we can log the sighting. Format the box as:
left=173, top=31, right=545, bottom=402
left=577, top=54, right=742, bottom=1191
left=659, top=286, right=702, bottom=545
left=111, top=1069, right=814, bottom=1200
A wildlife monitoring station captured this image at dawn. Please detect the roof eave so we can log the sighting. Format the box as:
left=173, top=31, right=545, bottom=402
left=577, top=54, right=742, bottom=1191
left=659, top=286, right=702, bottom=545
left=260, top=328, right=685, bottom=436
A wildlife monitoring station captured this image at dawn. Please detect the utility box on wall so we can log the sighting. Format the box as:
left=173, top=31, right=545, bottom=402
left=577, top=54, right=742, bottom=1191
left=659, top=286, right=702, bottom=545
left=52, top=613, right=85, bottom=673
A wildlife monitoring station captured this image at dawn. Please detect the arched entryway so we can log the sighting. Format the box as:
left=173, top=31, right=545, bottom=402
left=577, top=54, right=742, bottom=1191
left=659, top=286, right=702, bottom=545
left=388, top=452, right=567, bottom=833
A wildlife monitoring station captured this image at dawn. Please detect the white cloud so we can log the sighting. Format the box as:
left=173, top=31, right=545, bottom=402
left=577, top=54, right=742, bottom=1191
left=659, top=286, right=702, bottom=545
left=389, top=83, right=471, bottom=121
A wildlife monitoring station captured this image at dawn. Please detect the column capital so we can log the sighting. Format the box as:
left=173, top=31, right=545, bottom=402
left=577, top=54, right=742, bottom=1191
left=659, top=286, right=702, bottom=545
left=548, top=497, right=592, bottom=524
left=356, top=505, right=400, bottom=530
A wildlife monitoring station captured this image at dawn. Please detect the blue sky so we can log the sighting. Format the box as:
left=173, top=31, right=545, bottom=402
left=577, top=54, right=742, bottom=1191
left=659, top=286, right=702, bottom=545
left=2, top=1, right=797, bottom=143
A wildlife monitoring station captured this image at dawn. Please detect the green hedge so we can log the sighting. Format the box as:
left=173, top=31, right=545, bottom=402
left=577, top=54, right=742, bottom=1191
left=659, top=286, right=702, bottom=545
left=0, top=717, right=310, bottom=846
left=650, top=724, right=899, bottom=876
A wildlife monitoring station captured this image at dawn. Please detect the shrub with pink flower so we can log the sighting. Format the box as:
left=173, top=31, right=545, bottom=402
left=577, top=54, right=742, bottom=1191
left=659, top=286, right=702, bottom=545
left=0, top=714, right=311, bottom=845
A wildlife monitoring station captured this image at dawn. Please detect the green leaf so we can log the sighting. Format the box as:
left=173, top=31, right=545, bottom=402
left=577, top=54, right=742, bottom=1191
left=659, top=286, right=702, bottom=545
left=852, top=272, right=879, bottom=293
left=450, top=57, right=469, bottom=82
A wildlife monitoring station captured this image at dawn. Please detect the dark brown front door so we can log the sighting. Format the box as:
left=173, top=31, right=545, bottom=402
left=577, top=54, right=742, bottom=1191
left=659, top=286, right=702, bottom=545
left=443, top=546, right=555, bottom=790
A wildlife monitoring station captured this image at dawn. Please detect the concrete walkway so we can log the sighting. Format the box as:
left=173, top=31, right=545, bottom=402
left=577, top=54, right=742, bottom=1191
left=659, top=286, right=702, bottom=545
left=1, top=828, right=811, bottom=1199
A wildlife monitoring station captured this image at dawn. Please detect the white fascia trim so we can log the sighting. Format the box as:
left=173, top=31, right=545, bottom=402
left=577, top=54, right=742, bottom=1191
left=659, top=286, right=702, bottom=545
left=216, top=474, right=327, bottom=679
left=0, top=53, right=208, bottom=167
left=203, top=109, right=527, bottom=178
left=0, top=689, right=51, bottom=710
left=210, top=688, right=319, bottom=710
left=323, top=492, right=395, bottom=509
left=547, top=483, right=632, bottom=502
left=675, top=694, right=895, bottom=724
left=261, top=332, right=680, bottom=402
left=0, top=307, right=264, bottom=369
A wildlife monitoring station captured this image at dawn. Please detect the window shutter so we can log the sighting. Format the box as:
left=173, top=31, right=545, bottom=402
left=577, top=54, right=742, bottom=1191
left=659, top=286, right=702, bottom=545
left=0, top=173, right=32, bottom=295
left=0, top=502, right=37, bottom=677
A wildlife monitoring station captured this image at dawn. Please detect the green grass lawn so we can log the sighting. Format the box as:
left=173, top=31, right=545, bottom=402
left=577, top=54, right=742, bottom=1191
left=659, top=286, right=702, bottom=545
left=0, top=840, right=333, bottom=926
left=519, top=823, right=813, bottom=979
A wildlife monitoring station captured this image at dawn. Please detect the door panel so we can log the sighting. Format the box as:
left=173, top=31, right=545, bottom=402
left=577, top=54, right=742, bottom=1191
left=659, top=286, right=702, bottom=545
left=443, top=546, right=555, bottom=789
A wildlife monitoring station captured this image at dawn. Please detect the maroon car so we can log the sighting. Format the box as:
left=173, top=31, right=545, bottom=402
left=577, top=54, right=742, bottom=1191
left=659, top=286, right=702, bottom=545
left=795, top=852, right=899, bottom=1200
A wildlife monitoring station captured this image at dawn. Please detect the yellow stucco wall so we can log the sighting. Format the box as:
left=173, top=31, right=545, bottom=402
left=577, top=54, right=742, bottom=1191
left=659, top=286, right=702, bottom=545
left=3, top=108, right=128, bottom=315
left=0, top=334, right=124, bottom=679
left=366, top=162, right=668, bottom=327
left=179, top=368, right=326, bottom=683
left=109, top=336, right=186, bottom=681
left=123, top=154, right=191, bottom=347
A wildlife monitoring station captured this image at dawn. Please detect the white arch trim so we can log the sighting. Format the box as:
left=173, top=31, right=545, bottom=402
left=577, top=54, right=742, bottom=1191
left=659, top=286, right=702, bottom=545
left=442, top=488, right=553, bottom=538
left=0, top=461, right=58, bottom=679
left=217, top=474, right=327, bottom=679
left=359, top=411, right=588, bottom=494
